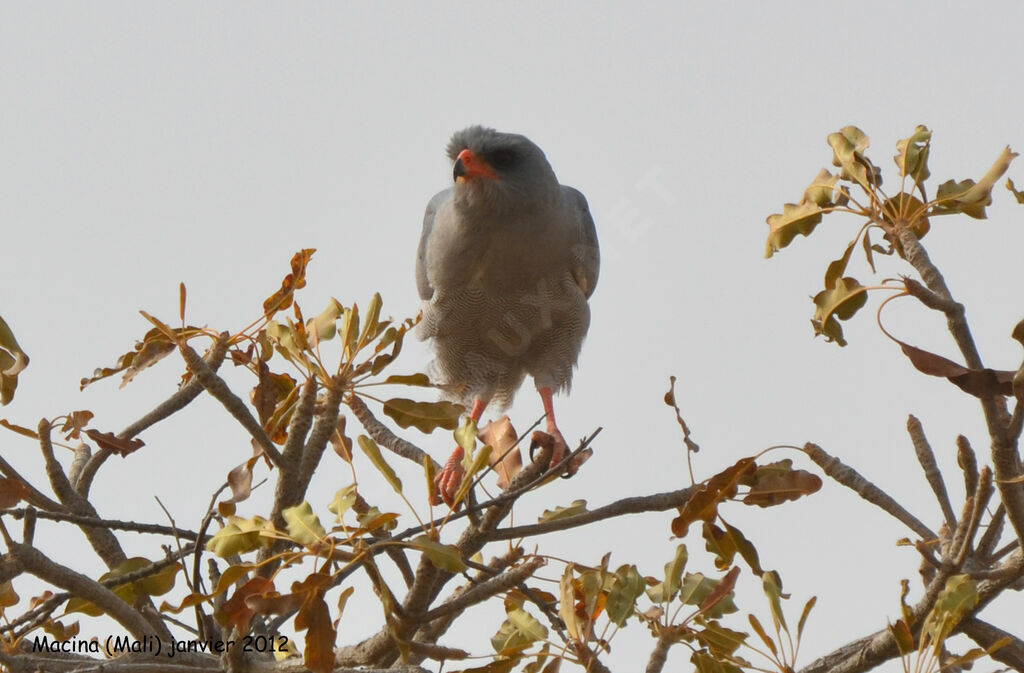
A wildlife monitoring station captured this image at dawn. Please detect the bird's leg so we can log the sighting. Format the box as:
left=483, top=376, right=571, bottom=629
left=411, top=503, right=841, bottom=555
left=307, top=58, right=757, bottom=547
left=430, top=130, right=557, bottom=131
left=535, top=386, right=575, bottom=476
left=434, top=397, right=488, bottom=507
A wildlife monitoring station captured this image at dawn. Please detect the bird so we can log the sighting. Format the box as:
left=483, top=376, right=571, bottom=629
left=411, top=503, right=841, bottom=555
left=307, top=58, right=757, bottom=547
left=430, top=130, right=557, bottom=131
left=415, top=126, right=600, bottom=507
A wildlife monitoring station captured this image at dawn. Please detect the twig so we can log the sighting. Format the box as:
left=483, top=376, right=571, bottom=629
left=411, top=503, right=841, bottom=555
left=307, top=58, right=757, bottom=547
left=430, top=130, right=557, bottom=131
left=907, top=415, right=956, bottom=531
left=37, top=419, right=127, bottom=569
left=804, top=443, right=936, bottom=541
left=0, top=508, right=200, bottom=540
left=896, top=225, right=1024, bottom=548
left=8, top=542, right=157, bottom=641
left=179, top=343, right=283, bottom=467
left=347, top=394, right=438, bottom=470
left=420, top=557, right=545, bottom=622
left=77, top=333, right=231, bottom=497
left=960, top=617, right=1024, bottom=672
left=955, top=434, right=978, bottom=504
left=489, top=484, right=699, bottom=541
left=976, top=503, right=1005, bottom=559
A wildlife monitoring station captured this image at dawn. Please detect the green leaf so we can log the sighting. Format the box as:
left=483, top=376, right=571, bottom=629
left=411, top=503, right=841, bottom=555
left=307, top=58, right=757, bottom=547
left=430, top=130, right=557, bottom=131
left=328, top=485, right=358, bottom=521
left=206, top=516, right=272, bottom=557
left=67, top=558, right=182, bottom=616
left=920, top=574, right=978, bottom=650
left=408, top=534, right=467, bottom=572
left=828, top=125, right=878, bottom=190
left=765, top=202, right=825, bottom=257
left=762, top=570, right=787, bottom=632
left=341, top=304, right=359, bottom=357
left=802, top=169, right=840, bottom=207
left=691, top=651, right=745, bottom=673
left=454, top=417, right=478, bottom=453
left=894, top=124, right=931, bottom=183
left=695, top=620, right=748, bottom=658
left=382, top=373, right=432, bottom=386
left=491, top=608, right=547, bottom=655
left=812, top=276, right=868, bottom=346
left=646, top=544, right=688, bottom=603
left=383, top=398, right=464, bottom=433
left=283, top=502, right=326, bottom=545
left=308, top=298, right=343, bottom=342
left=359, top=292, right=384, bottom=346
left=679, top=572, right=738, bottom=618
left=358, top=435, right=402, bottom=493
left=748, top=614, right=778, bottom=656
left=797, top=595, right=816, bottom=641
left=606, top=564, right=645, bottom=626
left=538, top=499, right=589, bottom=523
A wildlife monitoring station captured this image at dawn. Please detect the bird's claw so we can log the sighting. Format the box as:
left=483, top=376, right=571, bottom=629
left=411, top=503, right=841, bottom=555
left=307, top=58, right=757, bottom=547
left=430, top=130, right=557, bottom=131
left=529, top=429, right=581, bottom=478
left=433, top=450, right=466, bottom=508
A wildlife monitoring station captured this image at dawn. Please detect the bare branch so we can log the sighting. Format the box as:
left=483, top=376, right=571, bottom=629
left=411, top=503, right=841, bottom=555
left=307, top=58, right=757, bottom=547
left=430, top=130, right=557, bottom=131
left=8, top=542, right=157, bottom=641
left=907, top=415, right=956, bottom=530
left=77, top=333, right=231, bottom=497
left=0, top=453, right=63, bottom=511
left=38, top=419, right=128, bottom=569
left=896, top=225, right=1024, bottom=548
left=179, top=343, right=283, bottom=467
left=804, top=443, right=936, bottom=541
left=960, top=617, right=1024, bottom=672
left=0, top=508, right=200, bottom=540
left=956, top=434, right=978, bottom=503
left=489, top=484, right=699, bottom=541
left=347, top=393, right=438, bottom=470
left=297, top=377, right=345, bottom=486
left=421, top=556, right=544, bottom=622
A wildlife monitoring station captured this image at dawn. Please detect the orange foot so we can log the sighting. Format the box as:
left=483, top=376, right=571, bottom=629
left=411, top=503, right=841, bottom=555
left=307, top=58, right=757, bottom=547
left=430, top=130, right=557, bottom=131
left=530, top=427, right=585, bottom=477
left=433, top=446, right=466, bottom=507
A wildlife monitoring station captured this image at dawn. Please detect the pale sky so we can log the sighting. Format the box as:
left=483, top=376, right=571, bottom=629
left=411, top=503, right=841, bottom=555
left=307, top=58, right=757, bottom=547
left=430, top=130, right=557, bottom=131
left=2, top=3, right=1023, bottom=671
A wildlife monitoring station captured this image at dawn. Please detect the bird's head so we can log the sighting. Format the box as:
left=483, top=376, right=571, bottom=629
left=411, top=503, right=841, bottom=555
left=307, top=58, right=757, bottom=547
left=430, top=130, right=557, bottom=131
left=446, top=126, right=560, bottom=214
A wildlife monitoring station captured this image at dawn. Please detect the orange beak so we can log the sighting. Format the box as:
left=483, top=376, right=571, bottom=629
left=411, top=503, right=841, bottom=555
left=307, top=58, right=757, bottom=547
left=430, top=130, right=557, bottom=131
left=453, top=149, right=499, bottom=181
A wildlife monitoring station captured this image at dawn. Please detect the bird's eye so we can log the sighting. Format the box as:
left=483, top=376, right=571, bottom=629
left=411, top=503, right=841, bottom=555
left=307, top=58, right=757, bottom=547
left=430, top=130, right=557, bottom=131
left=488, top=149, right=517, bottom=169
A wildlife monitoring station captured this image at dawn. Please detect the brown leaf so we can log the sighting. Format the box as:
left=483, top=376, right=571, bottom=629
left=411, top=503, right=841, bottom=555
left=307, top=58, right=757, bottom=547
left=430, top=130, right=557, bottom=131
left=699, top=566, right=740, bottom=614
left=671, top=459, right=755, bottom=537
left=1, top=419, right=38, bottom=439
left=741, top=459, right=822, bottom=507
left=80, top=327, right=175, bottom=390
left=120, top=336, right=176, bottom=388
left=245, top=591, right=305, bottom=617
left=479, top=415, right=522, bottom=489
left=60, top=410, right=94, bottom=440
left=263, top=249, right=316, bottom=317
left=251, top=366, right=298, bottom=444
left=294, top=573, right=336, bottom=673
left=226, top=453, right=263, bottom=504
left=218, top=576, right=274, bottom=634
left=330, top=415, right=353, bottom=462
left=895, top=339, right=1014, bottom=398
left=0, top=477, right=31, bottom=508
left=83, top=429, right=144, bottom=457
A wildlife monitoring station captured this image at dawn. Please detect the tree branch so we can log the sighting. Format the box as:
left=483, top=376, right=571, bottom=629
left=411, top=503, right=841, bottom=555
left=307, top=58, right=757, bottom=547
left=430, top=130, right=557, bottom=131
left=906, top=415, right=956, bottom=531
left=804, top=443, right=936, bottom=541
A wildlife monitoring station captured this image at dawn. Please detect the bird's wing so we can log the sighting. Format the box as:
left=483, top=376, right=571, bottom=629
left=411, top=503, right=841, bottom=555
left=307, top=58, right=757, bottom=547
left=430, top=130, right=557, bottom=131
left=563, top=186, right=600, bottom=298
left=416, top=189, right=451, bottom=301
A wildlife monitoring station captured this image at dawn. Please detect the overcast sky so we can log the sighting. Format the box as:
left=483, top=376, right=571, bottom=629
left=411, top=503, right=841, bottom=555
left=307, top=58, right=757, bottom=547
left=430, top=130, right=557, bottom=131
left=3, top=3, right=1023, bottom=671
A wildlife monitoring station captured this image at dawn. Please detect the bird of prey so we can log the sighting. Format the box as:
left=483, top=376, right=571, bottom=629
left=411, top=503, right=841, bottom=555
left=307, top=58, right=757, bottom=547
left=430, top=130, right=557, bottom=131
left=416, top=126, right=600, bottom=506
